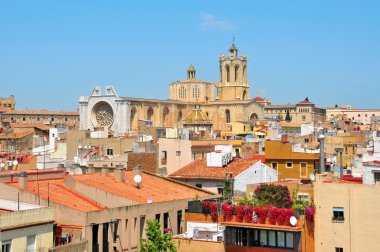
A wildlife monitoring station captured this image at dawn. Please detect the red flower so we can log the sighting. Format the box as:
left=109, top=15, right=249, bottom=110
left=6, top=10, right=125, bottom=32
left=305, top=206, right=315, bottom=222
left=222, top=202, right=235, bottom=220
left=236, top=205, right=245, bottom=222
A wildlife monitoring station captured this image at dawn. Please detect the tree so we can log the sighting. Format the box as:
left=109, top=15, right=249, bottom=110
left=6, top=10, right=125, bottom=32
left=285, top=110, right=292, bottom=122
left=140, top=219, right=177, bottom=252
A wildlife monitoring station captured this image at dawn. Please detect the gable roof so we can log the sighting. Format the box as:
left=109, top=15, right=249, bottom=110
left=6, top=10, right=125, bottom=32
left=71, top=171, right=213, bottom=204
left=169, top=158, right=260, bottom=180
left=7, top=178, right=106, bottom=212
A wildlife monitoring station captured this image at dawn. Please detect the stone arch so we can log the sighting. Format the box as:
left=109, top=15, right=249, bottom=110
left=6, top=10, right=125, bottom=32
left=130, top=106, right=137, bottom=130
left=243, top=65, right=247, bottom=83
left=177, top=111, right=183, bottom=123
left=226, top=65, right=230, bottom=82
left=242, top=90, right=247, bottom=101
left=147, top=107, right=154, bottom=121
left=234, top=64, right=239, bottom=82
left=162, top=107, right=169, bottom=126
left=250, top=113, right=258, bottom=121
left=225, top=109, right=231, bottom=123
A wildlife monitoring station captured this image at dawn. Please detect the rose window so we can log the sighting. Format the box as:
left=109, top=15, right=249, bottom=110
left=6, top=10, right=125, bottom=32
left=92, top=102, right=114, bottom=126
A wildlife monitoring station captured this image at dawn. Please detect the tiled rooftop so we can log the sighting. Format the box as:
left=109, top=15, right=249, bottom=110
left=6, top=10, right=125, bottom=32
left=0, top=131, right=33, bottom=139
left=8, top=178, right=106, bottom=212
left=169, top=158, right=260, bottom=180
left=72, top=171, right=213, bottom=204
left=3, top=110, right=79, bottom=116
left=11, top=123, right=52, bottom=131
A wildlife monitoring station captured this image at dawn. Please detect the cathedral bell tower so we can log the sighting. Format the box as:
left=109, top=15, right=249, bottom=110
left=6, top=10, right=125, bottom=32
left=217, top=43, right=249, bottom=101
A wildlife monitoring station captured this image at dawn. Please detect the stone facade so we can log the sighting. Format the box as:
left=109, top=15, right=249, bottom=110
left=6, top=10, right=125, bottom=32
left=79, top=44, right=264, bottom=136
left=0, top=95, right=15, bottom=111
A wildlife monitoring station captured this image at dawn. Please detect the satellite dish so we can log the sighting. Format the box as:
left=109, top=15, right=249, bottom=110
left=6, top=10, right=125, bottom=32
left=12, top=160, right=18, bottom=166
left=134, top=174, right=142, bottom=183
left=309, top=174, right=315, bottom=181
left=75, top=167, right=83, bottom=175
left=147, top=197, right=153, bottom=203
left=290, top=216, right=297, bottom=226
left=0, top=163, right=5, bottom=168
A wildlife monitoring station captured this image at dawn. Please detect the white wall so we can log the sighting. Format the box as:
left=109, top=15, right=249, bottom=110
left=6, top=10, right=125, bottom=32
left=186, top=222, right=225, bottom=241
left=234, top=161, right=278, bottom=193
left=362, top=164, right=380, bottom=185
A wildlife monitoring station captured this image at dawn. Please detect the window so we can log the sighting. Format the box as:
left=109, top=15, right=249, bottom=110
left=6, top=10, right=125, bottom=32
left=26, top=235, right=36, bottom=251
left=226, top=110, right=231, bottom=123
left=277, top=231, right=285, bottom=247
left=106, top=148, right=113, bottom=156
left=271, top=162, right=278, bottom=169
left=195, top=184, right=202, bottom=188
left=2, top=240, right=11, bottom=252
left=162, top=151, right=167, bottom=159
left=297, top=193, right=310, bottom=202
left=286, top=232, right=294, bottom=248
left=302, top=115, right=306, bottom=121
left=226, top=228, right=297, bottom=249
left=286, top=162, right=293, bottom=168
left=268, top=231, right=276, bottom=246
left=23, top=117, right=26, bottom=121
left=336, top=248, right=344, bottom=252
left=259, top=230, right=267, bottom=246
left=333, top=207, right=344, bottom=221
left=193, top=150, right=197, bottom=160
left=65, top=117, right=68, bottom=121
left=37, top=117, right=40, bottom=121
left=51, top=117, right=54, bottom=121
left=176, top=151, right=181, bottom=156
left=374, top=172, right=380, bottom=183
left=217, top=188, right=223, bottom=194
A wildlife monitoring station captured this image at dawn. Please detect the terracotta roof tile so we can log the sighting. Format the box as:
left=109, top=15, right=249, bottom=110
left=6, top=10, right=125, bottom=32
left=169, top=158, right=260, bottom=180
left=8, top=178, right=106, bottom=212
left=11, top=123, right=51, bottom=131
left=3, top=110, right=78, bottom=116
left=72, top=171, right=213, bottom=204
left=0, top=131, right=33, bottom=139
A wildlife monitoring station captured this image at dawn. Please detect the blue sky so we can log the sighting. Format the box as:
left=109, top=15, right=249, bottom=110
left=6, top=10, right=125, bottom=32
left=0, top=0, right=379, bottom=110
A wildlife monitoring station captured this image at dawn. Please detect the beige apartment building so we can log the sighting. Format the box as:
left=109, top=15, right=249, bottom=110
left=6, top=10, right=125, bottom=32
left=314, top=180, right=380, bottom=252
left=326, top=106, right=380, bottom=125
left=0, top=207, right=54, bottom=252
left=0, top=109, right=79, bottom=128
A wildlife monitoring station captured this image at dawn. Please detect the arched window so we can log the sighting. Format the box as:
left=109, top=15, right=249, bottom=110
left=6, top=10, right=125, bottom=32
left=242, top=90, right=247, bottom=100
left=130, top=107, right=137, bottom=129
left=234, top=65, right=239, bottom=81
left=226, top=109, right=231, bottom=123
left=147, top=107, right=154, bottom=121
left=226, top=65, right=230, bottom=82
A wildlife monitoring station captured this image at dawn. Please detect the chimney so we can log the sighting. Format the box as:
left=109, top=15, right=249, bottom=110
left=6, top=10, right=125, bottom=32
left=87, top=164, right=95, bottom=174
left=101, top=164, right=109, bottom=176
left=19, top=171, right=28, bottom=190
left=115, top=164, right=125, bottom=183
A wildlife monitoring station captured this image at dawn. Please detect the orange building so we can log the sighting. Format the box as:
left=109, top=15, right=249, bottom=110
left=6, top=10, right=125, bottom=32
left=265, top=141, right=320, bottom=181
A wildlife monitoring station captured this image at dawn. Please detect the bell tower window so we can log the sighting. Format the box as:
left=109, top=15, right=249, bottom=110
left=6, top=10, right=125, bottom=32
left=226, top=65, right=230, bottom=82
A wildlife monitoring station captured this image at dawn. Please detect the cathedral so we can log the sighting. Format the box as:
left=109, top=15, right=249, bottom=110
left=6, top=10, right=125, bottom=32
left=79, top=44, right=264, bottom=136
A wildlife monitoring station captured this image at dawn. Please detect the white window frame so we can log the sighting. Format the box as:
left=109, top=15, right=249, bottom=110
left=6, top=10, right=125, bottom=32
left=286, top=162, right=293, bottom=168
left=2, top=240, right=12, bottom=252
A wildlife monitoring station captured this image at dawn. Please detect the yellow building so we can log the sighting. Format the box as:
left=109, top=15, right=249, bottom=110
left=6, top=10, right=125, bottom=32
left=314, top=180, right=380, bottom=252
left=324, top=133, right=359, bottom=168
left=0, top=207, right=54, bottom=252
left=265, top=140, right=320, bottom=180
